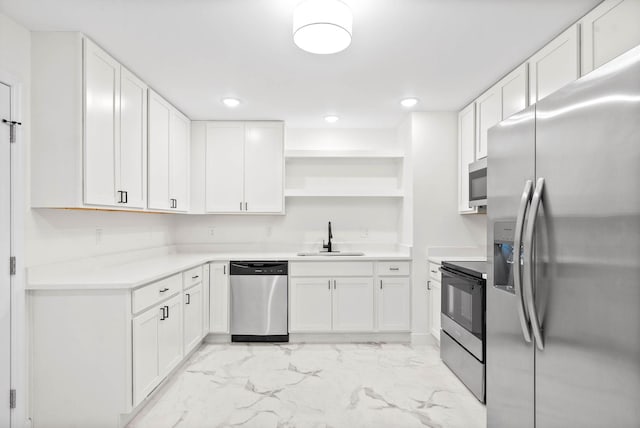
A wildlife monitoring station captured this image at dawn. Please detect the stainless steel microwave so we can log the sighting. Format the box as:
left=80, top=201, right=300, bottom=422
left=469, top=158, right=487, bottom=207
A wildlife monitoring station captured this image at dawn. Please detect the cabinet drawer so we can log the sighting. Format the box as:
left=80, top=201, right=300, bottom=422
left=428, top=262, right=441, bottom=281
left=289, top=261, right=373, bottom=277
left=376, top=261, right=410, bottom=276
left=183, top=265, right=203, bottom=288
left=133, top=274, right=181, bottom=314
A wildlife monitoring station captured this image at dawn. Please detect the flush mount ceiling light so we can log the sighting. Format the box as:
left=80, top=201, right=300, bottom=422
left=293, top=0, right=353, bottom=55
left=400, top=97, right=419, bottom=108
left=222, top=97, right=241, bottom=108
left=324, top=115, right=340, bottom=123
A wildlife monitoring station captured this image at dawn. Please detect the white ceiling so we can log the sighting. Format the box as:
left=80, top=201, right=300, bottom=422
left=1, top=0, right=600, bottom=128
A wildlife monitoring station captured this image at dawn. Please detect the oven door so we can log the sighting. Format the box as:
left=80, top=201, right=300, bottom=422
left=441, top=266, right=485, bottom=340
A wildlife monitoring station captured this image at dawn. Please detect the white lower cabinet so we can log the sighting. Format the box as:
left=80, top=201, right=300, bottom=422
left=209, top=262, right=230, bottom=333
left=183, top=282, right=204, bottom=354
left=132, top=305, right=161, bottom=405
left=290, top=277, right=333, bottom=332
left=377, top=277, right=411, bottom=331
left=332, top=277, right=374, bottom=332
left=429, top=280, right=442, bottom=342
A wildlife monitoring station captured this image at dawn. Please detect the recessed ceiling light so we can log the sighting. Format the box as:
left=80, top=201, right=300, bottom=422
left=222, top=98, right=241, bottom=108
left=324, top=115, right=340, bottom=123
left=293, top=0, right=353, bottom=55
left=400, top=97, right=419, bottom=108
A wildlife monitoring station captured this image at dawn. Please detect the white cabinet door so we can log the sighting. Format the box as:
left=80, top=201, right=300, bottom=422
left=170, top=110, right=190, bottom=212
left=458, top=103, right=477, bottom=214
left=132, top=305, right=161, bottom=406
left=209, top=262, right=229, bottom=333
left=529, top=25, right=580, bottom=105
left=500, top=63, right=528, bottom=119
left=118, top=67, right=147, bottom=209
left=205, top=122, right=245, bottom=213
left=158, top=294, right=183, bottom=377
left=429, top=280, right=442, bottom=342
left=289, top=277, right=332, bottom=332
left=475, top=85, right=501, bottom=160
left=581, top=0, right=640, bottom=75
left=148, top=90, right=171, bottom=210
left=183, top=283, right=203, bottom=354
left=83, top=38, right=119, bottom=207
left=243, top=122, right=284, bottom=213
left=377, top=277, right=410, bottom=332
left=332, top=277, right=374, bottom=332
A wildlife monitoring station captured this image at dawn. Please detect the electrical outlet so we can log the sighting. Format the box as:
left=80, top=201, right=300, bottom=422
left=208, top=227, right=216, bottom=237
left=95, top=227, right=103, bottom=245
left=360, top=228, right=369, bottom=238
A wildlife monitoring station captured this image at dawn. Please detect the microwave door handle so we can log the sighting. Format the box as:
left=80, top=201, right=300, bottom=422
left=524, top=178, right=545, bottom=351
left=514, top=179, right=533, bottom=343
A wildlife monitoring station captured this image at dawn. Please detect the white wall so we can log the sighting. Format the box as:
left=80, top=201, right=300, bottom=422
left=176, top=127, right=405, bottom=251
left=409, top=112, right=487, bottom=338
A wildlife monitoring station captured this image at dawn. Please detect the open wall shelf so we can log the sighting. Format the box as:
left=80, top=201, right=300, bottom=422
left=285, top=149, right=404, bottom=159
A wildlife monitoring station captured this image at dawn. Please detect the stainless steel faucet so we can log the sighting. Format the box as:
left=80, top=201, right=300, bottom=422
left=322, top=221, right=333, bottom=253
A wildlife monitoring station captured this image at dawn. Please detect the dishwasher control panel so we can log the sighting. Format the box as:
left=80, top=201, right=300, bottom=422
left=230, top=261, right=288, bottom=275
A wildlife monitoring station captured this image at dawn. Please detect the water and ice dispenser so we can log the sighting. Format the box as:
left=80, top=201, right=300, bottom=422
left=493, top=221, right=518, bottom=293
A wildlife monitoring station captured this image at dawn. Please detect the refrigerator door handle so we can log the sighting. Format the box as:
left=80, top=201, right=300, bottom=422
left=524, top=177, right=545, bottom=351
left=514, top=179, right=533, bottom=343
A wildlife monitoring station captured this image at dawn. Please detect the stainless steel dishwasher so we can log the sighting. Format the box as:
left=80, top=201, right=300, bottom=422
left=230, top=261, right=288, bottom=342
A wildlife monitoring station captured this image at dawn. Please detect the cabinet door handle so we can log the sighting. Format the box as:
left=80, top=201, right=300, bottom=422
left=123, top=191, right=128, bottom=204
left=328, top=280, right=330, bottom=290
left=427, top=280, right=431, bottom=290
left=174, top=199, right=177, bottom=209
left=160, top=306, right=166, bottom=321
left=117, top=190, right=124, bottom=203
left=380, top=280, right=383, bottom=289
left=186, top=293, right=191, bottom=305
left=224, top=265, right=226, bottom=275
left=245, top=202, right=248, bottom=211
left=389, top=267, right=399, bottom=271
left=333, top=280, right=336, bottom=289
left=159, top=287, right=169, bottom=293
left=165, top=305, right=169, bottom=319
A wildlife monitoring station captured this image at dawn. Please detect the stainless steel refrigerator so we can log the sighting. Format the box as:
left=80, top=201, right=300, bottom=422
left=486, top=45, right=640, bottom=427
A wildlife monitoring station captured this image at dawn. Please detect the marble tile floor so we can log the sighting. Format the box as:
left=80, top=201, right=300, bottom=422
left=128, top=343, right=486, bottom=428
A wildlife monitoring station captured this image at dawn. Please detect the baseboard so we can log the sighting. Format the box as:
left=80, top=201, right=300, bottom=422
left=204, top=333, right=232, bottom=343
left=411, top=333, right=437, bottom=346
left=288, top=332, right=411, bottom=343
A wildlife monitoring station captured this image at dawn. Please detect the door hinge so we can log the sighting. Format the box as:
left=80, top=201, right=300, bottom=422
left=9, top=256, right=16, bottom=276
left=2, top=119, right=22, bottom=144
left=9, top=389, right=16, bottom=409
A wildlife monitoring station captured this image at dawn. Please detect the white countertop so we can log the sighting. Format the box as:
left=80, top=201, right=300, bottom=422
left=26, top=250, right=412, bottom=291
left=427, top=255, right=487, bottom=265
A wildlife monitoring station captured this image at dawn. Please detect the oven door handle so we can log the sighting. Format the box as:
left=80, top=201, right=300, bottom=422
left=440, top=266, right=484, bottom=286
left=514, top=180, right=533, bottom=343
left=524, top=178, right=545, bottom=351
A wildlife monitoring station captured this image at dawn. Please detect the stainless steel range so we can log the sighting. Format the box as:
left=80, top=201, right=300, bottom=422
left=440, top=260, right=487, bottom=402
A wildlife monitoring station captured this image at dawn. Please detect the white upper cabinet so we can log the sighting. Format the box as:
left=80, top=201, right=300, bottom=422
left=205, top=122, right=245, bottom=213
left=205, top=121, right=284, bottom=214
left=528, top=25, right=580, bottom=105
left=500, top=63, right=529, bottom=119
left=148, top=89, right=190, bottom=212
left=475, top=86, right=501, bottom=160
left=118, top=68, right=147, bottom=209
left=458, top=103, right=478, bottom=214
left=580, top=0, right=640, bottom=75
left=32, top=33, right=148, bottom=211
left=83, top=38, right=120, bottom=207
left=243, top=122, right=284, bottom=213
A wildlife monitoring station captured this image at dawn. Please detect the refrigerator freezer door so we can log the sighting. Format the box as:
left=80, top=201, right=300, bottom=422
left=534, top=46, right=640, bottom=427
left=486, top=106, right=536, bottom=428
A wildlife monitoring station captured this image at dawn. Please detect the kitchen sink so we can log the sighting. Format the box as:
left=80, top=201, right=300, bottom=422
left=297, top=251, right=365, bottom=256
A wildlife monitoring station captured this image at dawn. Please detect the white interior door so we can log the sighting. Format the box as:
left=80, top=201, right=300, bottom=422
left=83, top=39, right=119, bottom=207
left=118, top=67, right=147, bottom=209
left=243, top=122, right=284, bottom=213
left=205, top=122, right=244, bottom=213
left=0, top=82, right=12, bottom=428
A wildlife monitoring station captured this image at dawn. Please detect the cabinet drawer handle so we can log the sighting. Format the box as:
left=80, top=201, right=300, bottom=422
left=159, top=288, right=169, bottom=293
left=160, top=306, right=166, bottom=320
left=191, top=275, right=199, bottom=279
left=430, top=269, right=438, bottom=274
left=186, top=293, right=191, bottom=305
left=389, top=267, right=400, bottom=271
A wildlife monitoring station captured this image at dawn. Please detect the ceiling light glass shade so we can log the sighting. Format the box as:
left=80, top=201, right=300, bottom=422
left=400, top=98, right=419, bottom=108
left=324, top=115, right=340, bottom=123
left=293, top=0, right=353, bottom=55
left=222, top=98, right=241, bottom=107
